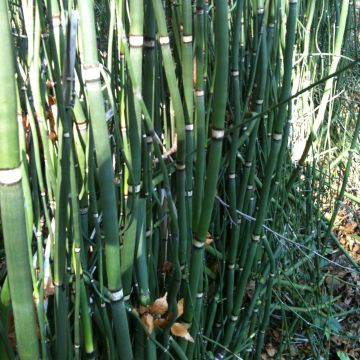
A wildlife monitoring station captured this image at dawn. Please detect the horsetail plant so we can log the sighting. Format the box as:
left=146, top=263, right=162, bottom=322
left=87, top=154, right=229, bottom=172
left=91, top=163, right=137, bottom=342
left=0, top=0, right=359, bottom=359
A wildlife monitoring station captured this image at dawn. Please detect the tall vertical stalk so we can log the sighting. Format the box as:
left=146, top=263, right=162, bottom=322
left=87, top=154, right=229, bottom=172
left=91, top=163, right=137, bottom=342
left=0, top=2, right=39, bottom=358
left=182, top=0, right=229, bottom=335
left=78, top=1, right=133, bottom=358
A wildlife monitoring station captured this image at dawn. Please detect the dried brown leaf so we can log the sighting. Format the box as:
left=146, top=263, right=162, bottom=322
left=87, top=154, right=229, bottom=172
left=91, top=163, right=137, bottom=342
left=142, top=313, right=154, bottom=334
left=177, top=298, right=184, bottom=318
left=170, top=322, right=194, bottom=342
left=265, top=343, right=276, bottom=357
left=344, top=222, right=357, bottom=234
left=205, top=233, right=213, bottom=245
left=138, top=306, right=148, bottom=315
left=154, top=318, right=169, bottom=328
left=149, top=293, right=168, bottom=315
left=44, top=277, right=55, bottom=297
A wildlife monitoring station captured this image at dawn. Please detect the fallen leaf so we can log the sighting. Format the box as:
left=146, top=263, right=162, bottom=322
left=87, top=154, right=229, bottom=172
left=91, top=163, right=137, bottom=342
left=206, top=232, right=213, bottom=245
left=344, top=222, right=357, bottom=234
left=265, top=342, right=276, bottom=357
left=138, top=306, right=148, bottom=315
left=177, top=298, right=184, bottom=318
left=142, top=313, right=154, bottom=334
left=154, top=318, right=169, bottom=328
left=44, top=277, right=55, bottom=297
left=170, top=322, right=194, bottom=342
left=149, top=293, right=168, bottom=315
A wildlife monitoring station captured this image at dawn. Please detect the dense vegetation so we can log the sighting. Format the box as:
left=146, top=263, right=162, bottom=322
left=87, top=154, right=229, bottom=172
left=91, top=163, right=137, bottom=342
left=0, top=0, right=359, bottom=359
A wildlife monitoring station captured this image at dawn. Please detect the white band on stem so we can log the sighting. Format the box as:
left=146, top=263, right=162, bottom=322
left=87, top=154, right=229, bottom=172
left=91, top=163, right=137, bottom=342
left=192, top=239, right=204, bottom=249
left=74, top=247, right=81, bottom=253
left=252, top=234, right=261, bottom=241
left=129, top=35, right=144, bottom=47
left=176, top=163, right=186, bottom=170
left=52, top=16, right=61, bottom=27
left=109, top=289, right=124, bottom=302
left=83, top=65, right=101, bottom=82
left=273, top=133, right=282, bottom=141
left=196, top=90, right=204, bottom=97
left=212, top=129, right=224, bottom=139
left=228, top=173, right=236, bottom=179
left=182, top=35, right=193, bottom=43
left=128, top=184, right=141, bottom=194
left=159, top=36, right=170, bottom=45
left=185, top=124, right=194, bottom=131
left=0, top=167, right=22, bottom=185
left=77, top=122, right=88, bottom=131
left=231, top=315, right=239, bottom=321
